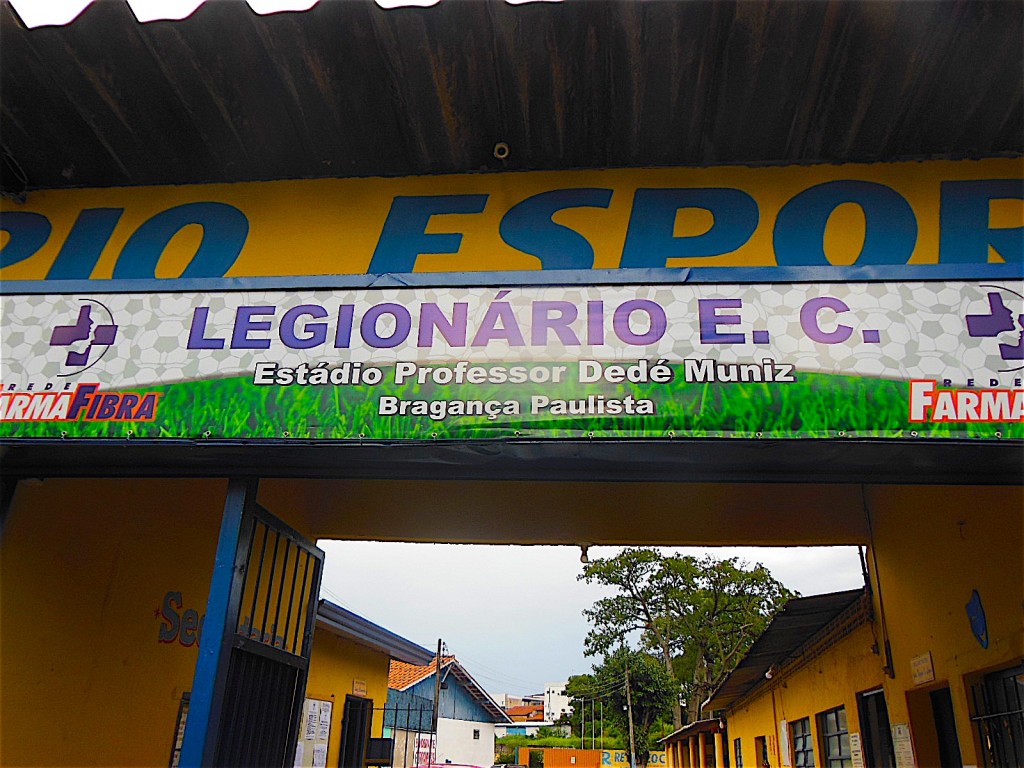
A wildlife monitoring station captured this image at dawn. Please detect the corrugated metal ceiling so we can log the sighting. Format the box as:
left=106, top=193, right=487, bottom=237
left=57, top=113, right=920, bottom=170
left=1, top=0, right=1021, bottom=196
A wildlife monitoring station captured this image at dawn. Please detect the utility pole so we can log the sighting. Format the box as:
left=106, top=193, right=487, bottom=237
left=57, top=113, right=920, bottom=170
left=624, top=661, right=637, bottom=768
left=431, top=639, right=442, bottom=763
left=580, top=698, right=585, bottom=750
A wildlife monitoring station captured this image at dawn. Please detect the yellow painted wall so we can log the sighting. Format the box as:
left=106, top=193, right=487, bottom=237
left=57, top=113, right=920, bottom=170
left=724, top=622, right=882, bottom=768
left=2, top=478, right=1019, bottom=767
left=866, top=484, right=1024, bottom=766
left=720, top=484, right=1023, bottom=768
left=0, top=478, right=225, bottom=766
left=305, top=626, right=394, bottom=768
left=0, top=477, right=317, bottom=767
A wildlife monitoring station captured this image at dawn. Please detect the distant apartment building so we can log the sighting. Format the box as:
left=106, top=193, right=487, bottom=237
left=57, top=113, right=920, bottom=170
left=544, top=682, right=571, bottom=723
left=495, top=693, right=527, bottom=709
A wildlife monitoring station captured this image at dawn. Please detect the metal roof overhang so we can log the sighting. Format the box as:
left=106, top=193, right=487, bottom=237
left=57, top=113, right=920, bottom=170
left=660, top=718, right=724, bottom=744
left=316, top=599, right=435, bottom=665
left=703, top=588, right=866, bottom=713
left=442, top=661, right=514, bottom=723
left=2, top=0, right=1021, bottom=194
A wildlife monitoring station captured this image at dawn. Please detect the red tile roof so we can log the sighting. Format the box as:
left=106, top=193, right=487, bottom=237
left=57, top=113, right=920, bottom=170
left=387, top=655, right=513, bottom=724
left=388, top=655, right=456, bottom=691
left=507, top=704, right=545, bottom=721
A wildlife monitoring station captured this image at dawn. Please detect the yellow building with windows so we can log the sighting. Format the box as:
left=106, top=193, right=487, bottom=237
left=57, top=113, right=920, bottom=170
left=667, top=485, right=1024, bottom=768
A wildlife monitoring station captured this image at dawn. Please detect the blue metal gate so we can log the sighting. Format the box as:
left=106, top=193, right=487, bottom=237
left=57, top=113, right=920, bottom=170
left=180, top=479, right=324, bottom=767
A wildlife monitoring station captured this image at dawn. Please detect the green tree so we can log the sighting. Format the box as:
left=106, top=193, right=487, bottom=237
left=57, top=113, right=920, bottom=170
left=566, top=648, right=674, bottom=768
left=563, top=673, right=601, bottom=744
left=581, top=549, right=795, bottom=725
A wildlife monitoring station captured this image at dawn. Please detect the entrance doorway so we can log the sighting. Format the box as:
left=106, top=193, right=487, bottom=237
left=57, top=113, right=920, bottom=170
left=340, top=696, right=374, bottom=768
left=906, top=685, right=963, bottom=768
left=856, top=689, right=896, bottom=768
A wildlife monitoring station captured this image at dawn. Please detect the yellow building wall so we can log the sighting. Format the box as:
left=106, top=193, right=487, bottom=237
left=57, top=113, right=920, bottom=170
left=724, top=622, right=883, bottom=768
left=2, top=477, right=1019, bottom=767
left=0, top=477, right=317, bottom=767
left=0, top=478, right=225, bottom=766
left=722, top=485, right=1023, bottom=768
left=305, top=627, right=394, bottom=768
left=866, top=484, right=1024, bottom=766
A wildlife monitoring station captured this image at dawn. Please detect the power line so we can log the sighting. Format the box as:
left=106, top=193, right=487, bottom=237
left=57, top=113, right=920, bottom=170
left=445, top=648, right=548, bottom=691
left=567, top=675, right=626, bottom=698
left=319, top=584, right=360, bottom=612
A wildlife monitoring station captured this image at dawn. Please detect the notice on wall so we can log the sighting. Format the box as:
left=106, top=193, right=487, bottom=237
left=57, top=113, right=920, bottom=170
left=295, top=697, right=333, bottom=768
left=304, top=700, right=320, bottom=740
left=910, top=652, right=935, bottom=685
left=318, top=701, right=332, bottom=741
left=778, top=720, right=791, bottom=766
left=892, top=723, right=917, bottom=768
left=849, top=732, right=865, bottom=768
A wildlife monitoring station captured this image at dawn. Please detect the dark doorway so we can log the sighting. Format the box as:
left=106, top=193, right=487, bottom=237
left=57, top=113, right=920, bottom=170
left=857, top=689, right=896, bottom=768
left=339, top=695, right=373, bottom=768
left=930, top=688, right=963, bottom=768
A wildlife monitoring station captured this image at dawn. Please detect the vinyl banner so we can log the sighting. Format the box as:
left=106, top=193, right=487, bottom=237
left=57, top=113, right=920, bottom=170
left=1, top=281, right=1022, bottom=440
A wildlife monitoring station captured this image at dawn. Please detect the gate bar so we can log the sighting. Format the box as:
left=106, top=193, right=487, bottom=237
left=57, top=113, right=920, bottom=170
left=179, top=478, right=257, bottom=767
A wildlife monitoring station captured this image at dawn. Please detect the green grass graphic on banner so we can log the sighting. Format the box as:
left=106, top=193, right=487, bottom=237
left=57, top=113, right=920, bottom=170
left=2, top=365, right=1019, bottom=440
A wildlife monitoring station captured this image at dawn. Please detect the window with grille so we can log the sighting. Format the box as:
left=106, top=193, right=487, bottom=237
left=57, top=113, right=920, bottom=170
left=790, top=718, right=815, bottom=767
left=817, top=707, right=852, bottom=768
left=734, top=737, right=743, bottom=768
left=970, top=662, right=1024, bottom=768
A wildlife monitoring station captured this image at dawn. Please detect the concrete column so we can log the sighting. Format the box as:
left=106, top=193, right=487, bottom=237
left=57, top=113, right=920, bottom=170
left=714, top=731, right=724, bottom=768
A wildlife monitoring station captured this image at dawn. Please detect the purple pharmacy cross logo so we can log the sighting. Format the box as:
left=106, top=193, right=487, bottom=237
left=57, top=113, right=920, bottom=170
left=49, top=300, right=119, bottom=374
left=965, top=287, right=1024, bottom=371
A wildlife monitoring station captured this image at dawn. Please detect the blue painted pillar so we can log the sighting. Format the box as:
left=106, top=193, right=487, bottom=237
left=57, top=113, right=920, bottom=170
left=179, top=479, right=254, bottom=767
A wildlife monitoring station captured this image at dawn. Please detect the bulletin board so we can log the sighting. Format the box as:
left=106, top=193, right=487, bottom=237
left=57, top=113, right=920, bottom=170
left=295, top=697, right=334, bottom=768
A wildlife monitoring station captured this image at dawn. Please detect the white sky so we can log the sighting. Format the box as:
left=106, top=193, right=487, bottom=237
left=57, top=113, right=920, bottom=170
left=9, top=0, right=562, bottom=29
left=318, top=542, right=864, bottom=697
